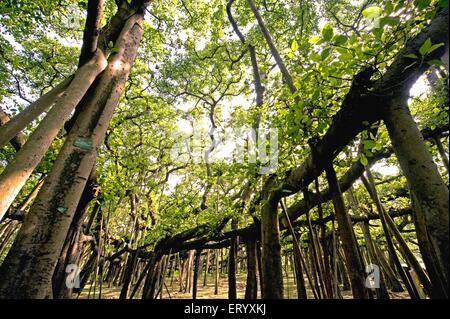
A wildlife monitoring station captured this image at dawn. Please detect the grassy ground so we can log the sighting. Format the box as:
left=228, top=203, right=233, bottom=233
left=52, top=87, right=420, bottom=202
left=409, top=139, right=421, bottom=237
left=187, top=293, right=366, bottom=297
left=79, top=271, right=410, bottom=299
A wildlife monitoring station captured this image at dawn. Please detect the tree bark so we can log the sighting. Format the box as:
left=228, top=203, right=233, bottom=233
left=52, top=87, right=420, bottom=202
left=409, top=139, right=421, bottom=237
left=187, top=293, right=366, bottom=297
left=119, top=250, right=138, bottom=299
left=142, top=253, right=160, bottom=299
left=245, top=239, right=258, bottom=299
left=383, top=94, right=449, bottom=292
left=0, top=51, right=106, bottom=222
left=379, top=8, right=449, bottom=290
left=314, top=178, right=333, bottom=298
left=360, top=173, right=419, bottom=299
left=0, top=107, right=26, bottom=151
left=260, top=176, right=283, bottom=299
left=78, top=0, right=104, bottom=67
left=256, top=242, right=263, bottom=297
left=433, top=137, right=449, bottom=174
left=280, top=199, right=309, bottom=299
left=192, top=249, right=201, bottom=299
left=347, top=187, right=390, bottom=299
left=214, top=249, right=220, bottom=295
left=304, top=191, right=326, bottom=298
left=203, top=249, right=210, bottom=286
left=246, top=0, right=297, bottom=94
left=52, top=167, right=98, bottom=298
left=364, top=170, right=434, bottom=297
left=411, top=201, right=448, bottom=298
left=228, top=219, right=238, bottom=299
left=0, top=10, right=144, bottom=298
left=325, top=164, right=368, bottom=299
left=0, top=78, right=72, bottom=149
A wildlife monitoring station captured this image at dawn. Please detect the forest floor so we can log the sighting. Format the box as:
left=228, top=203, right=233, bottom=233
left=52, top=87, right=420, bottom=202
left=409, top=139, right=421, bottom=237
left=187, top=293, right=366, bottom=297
left=78, top=273, right=410, bottom=299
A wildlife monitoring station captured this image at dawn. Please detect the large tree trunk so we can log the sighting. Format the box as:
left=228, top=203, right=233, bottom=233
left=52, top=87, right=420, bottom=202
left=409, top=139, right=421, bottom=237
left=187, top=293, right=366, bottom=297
left=2, top=174, right=45, bottom=224
left=260, top=176, right=283, bottom=299
left=52, top=167, right=99, bottom=298
left=0, top=9, right=145, bottom=298
left=0, top=51, right=107, bottom=222
left=0, top=0, right=104, bottom=150
left=383, top=94, right=449, bottom=292
left=411, top=203, right=448, bottom=298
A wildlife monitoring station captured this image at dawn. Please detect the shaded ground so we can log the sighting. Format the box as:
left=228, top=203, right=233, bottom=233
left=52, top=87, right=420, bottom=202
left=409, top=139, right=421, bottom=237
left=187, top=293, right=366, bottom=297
left=79, top=271, right=410, bottom=299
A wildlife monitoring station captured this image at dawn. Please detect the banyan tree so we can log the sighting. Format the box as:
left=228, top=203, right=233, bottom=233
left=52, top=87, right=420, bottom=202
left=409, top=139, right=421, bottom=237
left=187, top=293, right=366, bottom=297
left=0, top=0, right=448, bottom=299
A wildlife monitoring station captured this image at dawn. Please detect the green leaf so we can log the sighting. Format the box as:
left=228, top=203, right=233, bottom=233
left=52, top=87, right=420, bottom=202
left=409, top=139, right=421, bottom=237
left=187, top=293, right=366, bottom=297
left=333, top=35, right=348, bottom=46
left=309, top=35, right=320, bottom=44
left=414, top=0, right=432, bottom=10
left=362, top=6, right=382, bottom=18
left=322, top=23, right=334, bottom=42
left=336, top=47, right=349, bottom=55
left=439, top=0, right=449, bottom=8
left=385, top=1, right=394, bottom=14
left=321, top=48, right=330, bottom=60
left=380, top=16, right=400, bottom=27
left=291, top=39, right=299, bottom=51
left=310, top=52, right=322, bottom=62
left=365, top=149, right=373, bottom=157
left=363, top=139, right=376, bottom=150
left=419, top=39, right=445, bottom=56
left=427, top=59, right=444, bottom=66
left=427, top=43, right=445, bottom=54
left=360, top=154, right=369, bottom=166
left=404, top=53, right=419, bottom=59
left=338, top=48, right=353, bottom=61
left=373, top=27, right=384, bottom=40
left=419, top=38, right=432, bottom=56
left=395, top=3, right=405, bottom=11
left=311, top=89, right=320, bottom=100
